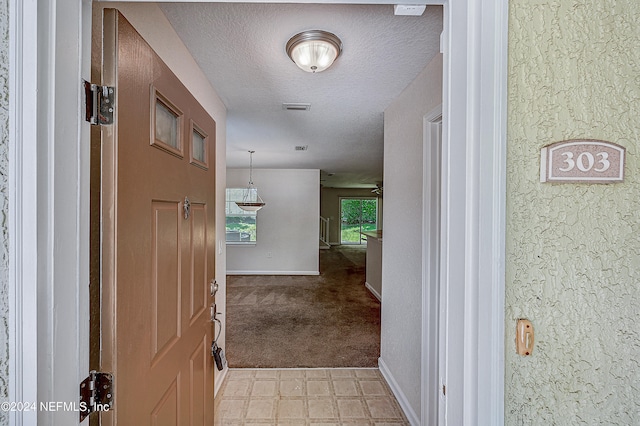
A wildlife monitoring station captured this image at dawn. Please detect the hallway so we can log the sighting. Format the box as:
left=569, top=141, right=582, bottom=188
left=225, top=245, right=380, bottom=368
left=214, top=368, right=409, bottom=425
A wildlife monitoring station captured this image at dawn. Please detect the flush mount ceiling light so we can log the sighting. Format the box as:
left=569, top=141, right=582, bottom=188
left=286, top=30, right=343, bottom=73
left=235, top=150, right=266, bottom=212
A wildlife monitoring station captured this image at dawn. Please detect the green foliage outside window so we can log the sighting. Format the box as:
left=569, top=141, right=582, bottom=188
left=340, top=198, right=377, bottom=244
left=341, top=199, right=377, bottom=225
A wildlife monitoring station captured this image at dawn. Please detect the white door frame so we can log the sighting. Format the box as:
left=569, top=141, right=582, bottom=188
left=421, top=106, right=442, bottom=426
left=439, top=0, right=508, bottom=423
left=8, top=0, right=39, bottom=424
left=11, top=0, right=507, bottom=423
left=9, top=0, right=92, bottom=424
left=436, top=0, right=508, bottom=423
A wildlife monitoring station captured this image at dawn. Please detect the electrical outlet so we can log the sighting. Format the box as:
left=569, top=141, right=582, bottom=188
left=267, top=251, right=273, bottom=258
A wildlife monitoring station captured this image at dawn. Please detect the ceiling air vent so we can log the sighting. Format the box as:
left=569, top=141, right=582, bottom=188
left=295, top=145, right=309, bottom=151
left=282, top=103, right=311, bottom=111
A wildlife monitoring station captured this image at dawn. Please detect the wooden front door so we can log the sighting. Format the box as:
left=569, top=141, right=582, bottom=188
left=98, top=10, right=216, bottom=425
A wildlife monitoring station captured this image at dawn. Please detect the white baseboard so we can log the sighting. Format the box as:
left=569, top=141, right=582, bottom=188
left=378, top=357, right=420, bottom=426
left=226, top=270, right=320, bottom=276
left=214, top=366, right=229, bottom=398
left=365, top=282, right=382, bottom=301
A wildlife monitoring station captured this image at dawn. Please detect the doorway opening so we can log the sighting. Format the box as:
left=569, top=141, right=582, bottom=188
left=340, top=197, right=378, bottom=245
left=14, top=0, right=511, bottom=423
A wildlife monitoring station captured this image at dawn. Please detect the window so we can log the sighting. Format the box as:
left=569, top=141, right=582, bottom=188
left=340, top=198, right=377, bottom=244
left=225, top=188, right=257, bottom=243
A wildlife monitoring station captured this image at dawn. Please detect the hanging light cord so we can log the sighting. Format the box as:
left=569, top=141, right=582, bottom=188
left=248, top=150, right=255, bottom=185
left=238, top=150, right=265, bottom=209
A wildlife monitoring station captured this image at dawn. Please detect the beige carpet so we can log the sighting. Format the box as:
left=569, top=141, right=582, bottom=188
left=225, top=245, right=381, bottom=368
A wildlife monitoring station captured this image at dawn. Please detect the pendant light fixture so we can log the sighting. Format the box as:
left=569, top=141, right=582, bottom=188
left=235, top=150, right=266, bottom=212
left=286, top=30, right=343, bottom=73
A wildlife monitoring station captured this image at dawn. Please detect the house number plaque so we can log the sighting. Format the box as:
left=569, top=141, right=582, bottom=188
left=540, top=139, right=625, bottom=183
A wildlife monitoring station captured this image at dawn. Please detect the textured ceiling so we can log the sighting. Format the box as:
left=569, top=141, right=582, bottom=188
left=159, top=3, right=443, bottom=187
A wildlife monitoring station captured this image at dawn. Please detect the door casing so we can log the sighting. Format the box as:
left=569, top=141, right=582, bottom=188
left=422, top=105, right=442, bottom=425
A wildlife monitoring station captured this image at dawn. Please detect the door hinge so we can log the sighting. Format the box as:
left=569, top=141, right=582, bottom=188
left=79, top=370, right=114, bottom=422
left=84, top=81, right=115, bottom=125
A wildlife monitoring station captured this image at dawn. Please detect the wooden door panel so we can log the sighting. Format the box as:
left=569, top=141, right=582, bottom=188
left=99, top=10, right=216, bottom=425
left=189, top=337, right=208, bottom=425
left=151, top=378, right=180, bottom=426
left=152, top=201, right=182, bottom=360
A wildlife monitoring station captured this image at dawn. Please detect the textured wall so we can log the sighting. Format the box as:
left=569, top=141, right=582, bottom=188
left=505, top=0, right=640, bottom=424
left=0, top=0, right=9, bottom=424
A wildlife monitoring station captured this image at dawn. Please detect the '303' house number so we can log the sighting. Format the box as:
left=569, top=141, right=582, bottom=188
left=540, top=140, right=626, bottom=183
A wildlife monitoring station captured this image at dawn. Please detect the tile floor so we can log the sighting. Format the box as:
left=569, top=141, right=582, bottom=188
left=215, top=368, right=410, bottom=425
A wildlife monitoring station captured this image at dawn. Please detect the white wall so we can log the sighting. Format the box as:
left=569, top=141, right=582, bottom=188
left=94, top=2, right=229, bottom=394
left=380, top=53, right=442, bottom=422
left=227, top=169, right=320, bottom=275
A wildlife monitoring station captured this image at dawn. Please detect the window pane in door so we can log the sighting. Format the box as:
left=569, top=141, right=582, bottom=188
left=361, top=199, right=377, bottom=233
left=155, top=101, right=179, bottom=148
left=192, top=129, right=206, bottom=162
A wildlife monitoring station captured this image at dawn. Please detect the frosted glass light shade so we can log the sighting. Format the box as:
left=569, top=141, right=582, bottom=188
left=286, top=30, right=342, bottom=73
left=235, top=202, right=265, bottom=212
left=235, top=186, right=265, bottom=212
